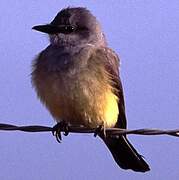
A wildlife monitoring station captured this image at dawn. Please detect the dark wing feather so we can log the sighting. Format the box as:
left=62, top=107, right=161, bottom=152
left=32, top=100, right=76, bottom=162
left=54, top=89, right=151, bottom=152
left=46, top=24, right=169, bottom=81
left=96, top=47, right=127, bottom=129
left=95, top=47, right=150, bottom=172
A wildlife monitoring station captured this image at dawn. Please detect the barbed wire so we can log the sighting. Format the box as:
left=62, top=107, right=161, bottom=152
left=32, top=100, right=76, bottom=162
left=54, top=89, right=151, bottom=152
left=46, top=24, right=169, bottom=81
left=0, top=123, right=179, bottom=138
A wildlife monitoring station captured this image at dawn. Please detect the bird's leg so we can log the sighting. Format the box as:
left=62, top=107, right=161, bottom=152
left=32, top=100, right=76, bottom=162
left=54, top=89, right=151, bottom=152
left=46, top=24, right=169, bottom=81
left=52, top=121, right=69, bottom=143
left=94, top=123, right=106, bottom=138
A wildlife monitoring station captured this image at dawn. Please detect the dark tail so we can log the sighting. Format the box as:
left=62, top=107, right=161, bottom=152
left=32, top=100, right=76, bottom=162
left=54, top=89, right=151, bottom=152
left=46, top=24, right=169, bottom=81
left=101, top=135, right=150, bottom=172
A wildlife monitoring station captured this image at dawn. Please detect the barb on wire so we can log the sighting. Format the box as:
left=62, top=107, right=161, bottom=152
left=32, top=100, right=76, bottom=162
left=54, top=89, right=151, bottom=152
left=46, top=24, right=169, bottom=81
left=0, top=123, right=179, bottom=137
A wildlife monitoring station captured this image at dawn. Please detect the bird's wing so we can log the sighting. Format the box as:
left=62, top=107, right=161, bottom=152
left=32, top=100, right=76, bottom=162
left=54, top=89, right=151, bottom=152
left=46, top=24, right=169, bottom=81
left=95, top=47, right=127, bottom=129
left=95, top=48, right=150, bottom=172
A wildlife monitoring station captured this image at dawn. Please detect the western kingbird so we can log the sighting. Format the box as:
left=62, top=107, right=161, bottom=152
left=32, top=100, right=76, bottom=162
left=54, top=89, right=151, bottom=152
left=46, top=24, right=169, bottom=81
left=31, top=7, right=150, bottom=172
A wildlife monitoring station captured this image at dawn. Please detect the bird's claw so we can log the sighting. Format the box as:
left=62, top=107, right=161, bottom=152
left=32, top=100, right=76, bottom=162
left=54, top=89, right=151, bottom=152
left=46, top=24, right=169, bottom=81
left=94, top=125, right=106, bottom=137
left=52, top=121, right=69, bottom=143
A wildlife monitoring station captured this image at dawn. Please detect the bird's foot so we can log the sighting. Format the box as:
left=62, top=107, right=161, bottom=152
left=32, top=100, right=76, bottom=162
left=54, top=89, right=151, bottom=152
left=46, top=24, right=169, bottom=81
left=94, top=124, right=106, bottom=138
left=52, top=121, right=69, bottom=143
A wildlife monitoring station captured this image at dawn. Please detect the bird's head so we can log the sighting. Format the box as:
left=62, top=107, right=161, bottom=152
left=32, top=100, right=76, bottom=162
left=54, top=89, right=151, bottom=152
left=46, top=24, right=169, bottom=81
left=32, top=7, right=106, bottom=48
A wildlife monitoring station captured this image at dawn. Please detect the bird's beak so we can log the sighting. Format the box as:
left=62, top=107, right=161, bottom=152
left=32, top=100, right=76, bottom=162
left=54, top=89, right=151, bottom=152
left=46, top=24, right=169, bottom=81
left=32, top=24, right=62, bottom=34
left=32, top=24, right=76, bottom=34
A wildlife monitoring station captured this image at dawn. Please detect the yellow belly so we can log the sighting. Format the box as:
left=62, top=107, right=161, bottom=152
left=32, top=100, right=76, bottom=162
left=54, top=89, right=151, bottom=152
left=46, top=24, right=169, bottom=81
left=42, top=75, right=119, bottom=128
left=103, top=90, right=119, bottom=127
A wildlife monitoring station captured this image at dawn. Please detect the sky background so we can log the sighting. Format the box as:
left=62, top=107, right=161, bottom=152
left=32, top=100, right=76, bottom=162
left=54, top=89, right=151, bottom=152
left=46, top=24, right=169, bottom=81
left=0, top=0, right=179, bottom=180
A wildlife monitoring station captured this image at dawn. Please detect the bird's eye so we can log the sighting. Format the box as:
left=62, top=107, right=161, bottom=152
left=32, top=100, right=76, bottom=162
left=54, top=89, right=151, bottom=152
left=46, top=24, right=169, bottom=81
left=64, top=25, right=76, bottom=33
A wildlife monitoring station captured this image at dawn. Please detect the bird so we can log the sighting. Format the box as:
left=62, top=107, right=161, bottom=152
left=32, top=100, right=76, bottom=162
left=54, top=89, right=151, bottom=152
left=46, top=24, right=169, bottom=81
left=31, top=7, right=150, bottom=172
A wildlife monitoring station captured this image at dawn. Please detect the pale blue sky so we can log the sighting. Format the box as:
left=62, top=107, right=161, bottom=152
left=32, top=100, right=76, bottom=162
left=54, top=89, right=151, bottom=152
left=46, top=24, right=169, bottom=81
left=0, top=1, right=179, bottom=180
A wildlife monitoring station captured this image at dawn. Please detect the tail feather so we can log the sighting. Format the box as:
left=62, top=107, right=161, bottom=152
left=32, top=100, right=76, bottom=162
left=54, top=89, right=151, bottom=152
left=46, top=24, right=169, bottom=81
left=101, top=135, right=150, bottom=172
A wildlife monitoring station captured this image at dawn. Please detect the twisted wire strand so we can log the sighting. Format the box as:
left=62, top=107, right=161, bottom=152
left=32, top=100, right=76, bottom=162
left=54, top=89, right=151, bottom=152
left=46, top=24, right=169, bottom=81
left=0, top=123, right=179, bottom=137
